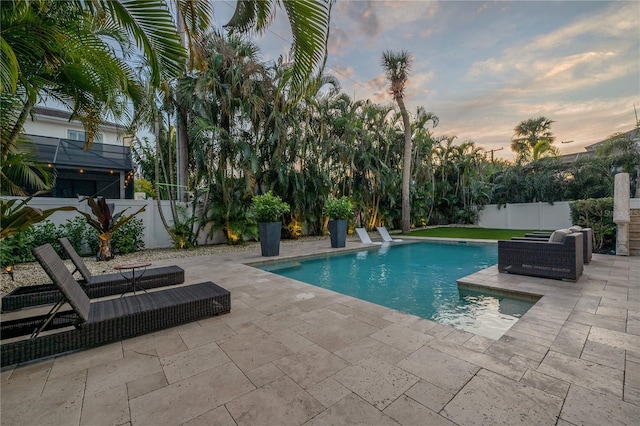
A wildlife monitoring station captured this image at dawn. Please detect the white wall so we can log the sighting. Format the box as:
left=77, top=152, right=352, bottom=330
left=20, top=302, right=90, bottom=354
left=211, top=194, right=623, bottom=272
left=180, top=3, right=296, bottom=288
left=478, top=202, right=572, bottom=230
left=22, top=115, right=124, bottom=145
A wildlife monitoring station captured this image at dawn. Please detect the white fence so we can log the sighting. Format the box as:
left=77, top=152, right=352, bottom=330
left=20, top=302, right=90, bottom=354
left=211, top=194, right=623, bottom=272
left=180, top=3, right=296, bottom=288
left=478, top=202, right=572, bottom=230
left=8, top=197, right=176, bottom=249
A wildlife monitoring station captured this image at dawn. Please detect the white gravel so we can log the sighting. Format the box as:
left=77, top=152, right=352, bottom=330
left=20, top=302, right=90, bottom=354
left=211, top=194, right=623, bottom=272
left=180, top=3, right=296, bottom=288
left=1, top=237, right=325, bottom=295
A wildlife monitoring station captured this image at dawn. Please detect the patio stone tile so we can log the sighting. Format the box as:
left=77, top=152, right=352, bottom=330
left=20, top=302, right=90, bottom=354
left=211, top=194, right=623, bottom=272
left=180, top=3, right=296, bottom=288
left=245, top=362, right=284, bottom=388
left=425, top=323, right=455, bottom=339
left=429, top=339, right=527, bottom=381
left=273, top=344, right=349, bottom=389
left=404, top=380, right=454, bottom=412
left=463, top=334, right=495, bottom=353
left=442, top=369, right=563, bottom=426
left=301, top=328, right=351, bottom=352
left=121, top=328, right=187, bottom=358
left=537, top=351, right=624, bottom=398
left=303, top=393, right=400, bottom=426
left=626, top=360, right=640, bottom=389
left=568, top=310, right=627, bottom=332
left=548, top=322, right=590, bottom=358
left=581, top=340, right=626, bottom=370
left=225, top=375, right=324, bottom=426
left=384, top=395, right=456, bottom=426
left=600, top=298, right=640, bottom=311
left=219, top=306, right=266, bottom=330
left=80, top=383, right=129, bottom=426
left=370, top=323, right=433, bottom=353
left=573, top=295, right=602, bottom=314
left=272, top=328, right=315, bottom=352
left=596, top=305, right=628, bottom=319
left=560, top=384, right=640, bottom=425
left=160, top=341, right=231, bottom=384
left=180, top=406, right=236, bottom=426
left=406, top=318, right=439, bottom=334
left=306, top=377, right=352, bottom=408
left=397, top=345, right=479, bottom=394
left=508, top=354, right=541, bottom=370
left=327, top=302, right=393, bottom=328
left=383, top=311, right=420, bottom=324
left=129, top=362, right=254, bottom=426
left=503, top=328, right=555, bottom=347
left=333, top=356, right=418, bottom=410
left=625, top=384, right=640, bottom=406
left=333, top=336, right=383, bottom=364
left=1, top=370, right=86, bottom=426
left=371, top=343, right=411, bottom=365
left=588, top=326, right=640, bottom=352
left=218, top=332, right=291, bottom=372
left=253, top=307, right=305, bottom=333
left=84, top=350, right=162, bottom=397
left=305, top=316, right=379, bottom=349
left=485, top=339, right=546, bottom=364
left=443, top=329, right=474, bottom=345
left=519, top=369, right=570, bottom=398
left=1, top=365, right=50, bottom=406
left=126, top=371, right=168, bottom=399
left=180, top=320, right=237, bottom=348
left=49, top=341, right=123, bottom=379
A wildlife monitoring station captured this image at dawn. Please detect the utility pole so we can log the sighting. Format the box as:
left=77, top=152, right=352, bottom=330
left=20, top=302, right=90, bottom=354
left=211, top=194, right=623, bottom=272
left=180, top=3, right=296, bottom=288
left=485, top=147, right=504, bottom=162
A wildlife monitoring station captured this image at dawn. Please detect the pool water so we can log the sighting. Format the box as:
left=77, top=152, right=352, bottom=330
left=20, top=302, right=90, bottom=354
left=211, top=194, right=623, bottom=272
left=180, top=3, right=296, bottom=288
left=259, top=242, right=535, bottom=339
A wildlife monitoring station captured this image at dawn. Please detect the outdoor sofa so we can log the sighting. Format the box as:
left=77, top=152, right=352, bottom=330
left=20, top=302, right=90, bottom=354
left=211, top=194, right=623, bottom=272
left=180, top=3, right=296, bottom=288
left=522, top=227, right=593, bottom=264
left=1, top=237, right=184, bottom=311
left=1, top=244, right=230, bottom=367
left=498, top=230, right=584, bottom=281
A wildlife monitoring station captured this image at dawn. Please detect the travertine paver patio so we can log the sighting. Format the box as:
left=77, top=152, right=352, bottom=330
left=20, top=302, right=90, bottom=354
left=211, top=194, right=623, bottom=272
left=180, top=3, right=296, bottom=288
left=1, top=238, right=639, bottom=425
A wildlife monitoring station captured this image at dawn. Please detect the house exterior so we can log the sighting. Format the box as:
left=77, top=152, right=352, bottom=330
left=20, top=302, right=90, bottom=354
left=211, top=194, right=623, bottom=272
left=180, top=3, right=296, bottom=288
left=560, top=128, right=640, bottom=164
left=22, top=107, right=135, bottom=199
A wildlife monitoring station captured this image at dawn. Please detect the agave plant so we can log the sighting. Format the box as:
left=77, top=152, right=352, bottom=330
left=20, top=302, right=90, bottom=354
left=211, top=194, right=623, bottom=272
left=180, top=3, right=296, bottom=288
left=77, top=197, right=145, bottom=261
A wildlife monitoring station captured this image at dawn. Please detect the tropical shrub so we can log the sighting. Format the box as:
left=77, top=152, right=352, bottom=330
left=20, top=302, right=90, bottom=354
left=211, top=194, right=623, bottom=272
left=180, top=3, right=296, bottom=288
left=569, top=198, right=615, bottom=253
left=112, top=218, right=145, bottom=254
left=62, top=216, right=99, bottom=256
left=251, top=191, right=290, bottom=223
left=323, top=196, right=354, bottom=220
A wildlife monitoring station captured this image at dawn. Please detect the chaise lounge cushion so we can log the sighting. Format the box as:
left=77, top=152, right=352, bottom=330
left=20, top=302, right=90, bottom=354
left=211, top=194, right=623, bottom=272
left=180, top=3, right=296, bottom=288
left=548, top=229, right=570, bottom=243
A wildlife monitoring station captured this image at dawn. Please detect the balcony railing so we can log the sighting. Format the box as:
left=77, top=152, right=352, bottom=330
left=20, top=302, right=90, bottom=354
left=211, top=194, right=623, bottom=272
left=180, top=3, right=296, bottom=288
left=27, top=134, right=133, bottom=170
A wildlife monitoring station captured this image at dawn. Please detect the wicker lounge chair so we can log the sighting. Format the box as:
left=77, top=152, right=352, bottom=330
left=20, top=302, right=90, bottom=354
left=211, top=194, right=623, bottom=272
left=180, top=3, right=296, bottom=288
left=376, top=226, right=403, bottom=242
left=1, top=244, right=230, bottom=367
left=498, top=231, right=584, bottom=281
left=522, top=227, right=593, bottom=264
left=355, top=228, right=383, bottom=245
left=1, top=238, right=185, bottom=312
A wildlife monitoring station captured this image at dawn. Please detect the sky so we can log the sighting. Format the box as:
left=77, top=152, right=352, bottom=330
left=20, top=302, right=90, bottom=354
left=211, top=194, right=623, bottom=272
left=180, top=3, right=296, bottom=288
left=213, top=0, right=639, bottom=161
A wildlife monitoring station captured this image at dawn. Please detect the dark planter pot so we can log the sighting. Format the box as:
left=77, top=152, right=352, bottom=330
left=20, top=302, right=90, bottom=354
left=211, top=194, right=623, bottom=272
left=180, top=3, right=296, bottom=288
left=258, top=222, right=282, bottom=256
left=328, top=219, right=348, bottom=248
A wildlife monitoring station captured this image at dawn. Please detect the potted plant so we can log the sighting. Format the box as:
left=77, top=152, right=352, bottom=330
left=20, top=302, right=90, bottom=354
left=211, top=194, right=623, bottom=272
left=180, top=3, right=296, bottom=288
left=323, top=196, right=353, bottom=248
left=251, top=191, right=290, bottom=256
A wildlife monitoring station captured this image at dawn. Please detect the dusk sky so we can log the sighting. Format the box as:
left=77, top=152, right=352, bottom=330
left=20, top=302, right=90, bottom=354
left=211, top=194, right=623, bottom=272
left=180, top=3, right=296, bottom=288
left=215, top=1, right=639, bottom=160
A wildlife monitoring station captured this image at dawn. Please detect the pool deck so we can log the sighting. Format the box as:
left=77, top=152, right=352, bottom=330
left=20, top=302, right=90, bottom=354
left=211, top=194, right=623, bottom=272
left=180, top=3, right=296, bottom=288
left=2, top=238, right=639, bottom=425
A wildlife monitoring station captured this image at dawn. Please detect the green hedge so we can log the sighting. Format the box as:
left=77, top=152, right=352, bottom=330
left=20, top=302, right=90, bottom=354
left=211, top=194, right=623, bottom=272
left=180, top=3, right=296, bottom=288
left=569, top=198, right=615, bottom=253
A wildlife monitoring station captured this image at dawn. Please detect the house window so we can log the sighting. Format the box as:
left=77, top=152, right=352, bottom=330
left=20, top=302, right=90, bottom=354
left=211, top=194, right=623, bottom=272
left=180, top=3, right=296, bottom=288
left=67, top=130, right=103, bottom=144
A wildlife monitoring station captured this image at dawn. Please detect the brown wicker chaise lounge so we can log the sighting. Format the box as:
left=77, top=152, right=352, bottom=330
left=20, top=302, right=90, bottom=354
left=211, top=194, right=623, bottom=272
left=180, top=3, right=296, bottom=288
left=1, top=237, right=185, bottom=311
left=498, top=231, right=584, bottom=281
left=1, top=244, right=230, bottom=367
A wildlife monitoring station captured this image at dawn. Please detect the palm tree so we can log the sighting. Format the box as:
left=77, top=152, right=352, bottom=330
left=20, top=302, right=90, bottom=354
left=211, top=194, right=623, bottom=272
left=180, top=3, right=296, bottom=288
left=511, top=116, right=556, bottom=163
left=381, top=50, right=413, bottom=233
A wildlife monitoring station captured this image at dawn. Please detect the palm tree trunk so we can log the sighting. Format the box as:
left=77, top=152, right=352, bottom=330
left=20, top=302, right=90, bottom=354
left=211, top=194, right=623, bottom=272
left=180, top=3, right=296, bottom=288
left=97, top=235, right=113, bottom=261
left=397, top=96, right=412, bottom=233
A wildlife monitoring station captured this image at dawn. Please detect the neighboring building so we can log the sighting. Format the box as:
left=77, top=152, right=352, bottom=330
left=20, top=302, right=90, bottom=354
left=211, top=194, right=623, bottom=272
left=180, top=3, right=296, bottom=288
left=560, top=128, right=640, bottom=164
left=22, top=107, right=134, bottom=199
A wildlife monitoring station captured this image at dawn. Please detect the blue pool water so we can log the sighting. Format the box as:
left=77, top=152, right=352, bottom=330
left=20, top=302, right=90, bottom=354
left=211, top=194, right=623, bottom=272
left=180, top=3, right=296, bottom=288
left=259, top=242, right=535, bottom=339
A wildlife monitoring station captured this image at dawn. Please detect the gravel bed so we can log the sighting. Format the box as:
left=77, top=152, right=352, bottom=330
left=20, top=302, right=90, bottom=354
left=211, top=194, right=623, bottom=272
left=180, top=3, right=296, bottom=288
left=1, top=237, right=326, bottom=295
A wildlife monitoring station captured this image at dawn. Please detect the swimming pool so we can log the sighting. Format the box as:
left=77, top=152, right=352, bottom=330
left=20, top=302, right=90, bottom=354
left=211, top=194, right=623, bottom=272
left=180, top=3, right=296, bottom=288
left=259, top=241, right=535, bottom=339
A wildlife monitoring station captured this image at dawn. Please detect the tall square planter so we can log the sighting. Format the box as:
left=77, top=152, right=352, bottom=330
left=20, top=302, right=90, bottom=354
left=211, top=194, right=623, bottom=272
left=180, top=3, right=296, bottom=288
left=258, top=222, right=282, bottom=256
left=328, top=219, right=348, bottom=248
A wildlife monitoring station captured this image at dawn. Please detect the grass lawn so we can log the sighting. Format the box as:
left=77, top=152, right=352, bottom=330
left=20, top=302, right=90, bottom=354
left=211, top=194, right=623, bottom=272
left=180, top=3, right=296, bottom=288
left=405, top=227, right=552, bottom=240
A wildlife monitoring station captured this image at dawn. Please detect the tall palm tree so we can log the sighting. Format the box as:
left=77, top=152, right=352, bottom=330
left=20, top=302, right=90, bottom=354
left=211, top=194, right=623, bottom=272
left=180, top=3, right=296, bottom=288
left=511, top=116, right=556, bottom=163
left=381, top=50, right=413, bottom=233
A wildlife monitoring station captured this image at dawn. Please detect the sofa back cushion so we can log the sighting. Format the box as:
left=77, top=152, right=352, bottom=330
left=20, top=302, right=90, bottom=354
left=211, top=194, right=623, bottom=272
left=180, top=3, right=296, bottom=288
left=548, top=229, right=570, bottom=243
